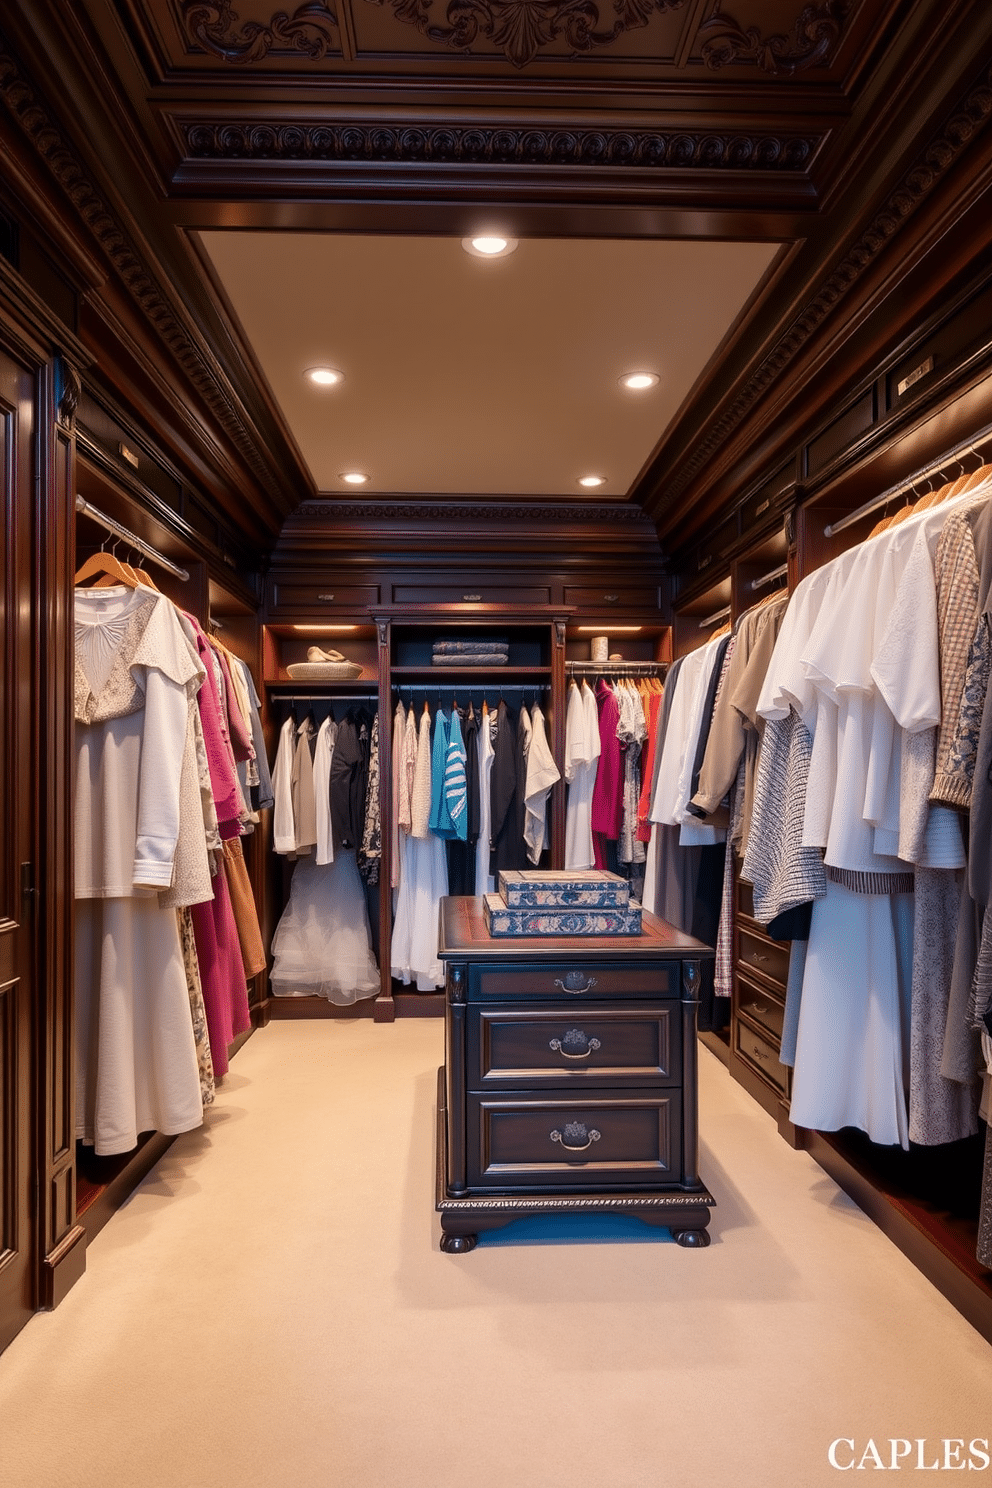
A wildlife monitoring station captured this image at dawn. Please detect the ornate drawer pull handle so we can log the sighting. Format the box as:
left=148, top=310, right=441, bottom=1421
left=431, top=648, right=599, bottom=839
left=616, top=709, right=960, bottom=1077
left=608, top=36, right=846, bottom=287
left=551, top=1122, right=601, bottom=1152
left=554, top=972, right=598, bottom=994
left=603, top=593, right=619, bottom=602
left=317, top=593, right=335, bottom=601
left=549, top=1031, right=602, bottom=1059
left=750, top=951, right=769, bottom=963
left=463, top=593, right=482, bottom=601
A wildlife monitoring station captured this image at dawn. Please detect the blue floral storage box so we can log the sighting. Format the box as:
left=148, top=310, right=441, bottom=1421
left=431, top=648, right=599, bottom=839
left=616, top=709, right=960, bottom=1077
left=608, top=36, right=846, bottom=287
left=496, top=869, right=630, bottom=909
left=483, top=892, right=643, bottom=938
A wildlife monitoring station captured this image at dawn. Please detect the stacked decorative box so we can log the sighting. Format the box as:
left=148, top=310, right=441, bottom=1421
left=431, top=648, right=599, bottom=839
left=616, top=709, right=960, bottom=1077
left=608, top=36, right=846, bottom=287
left=482, top=869, right=642, bottom=937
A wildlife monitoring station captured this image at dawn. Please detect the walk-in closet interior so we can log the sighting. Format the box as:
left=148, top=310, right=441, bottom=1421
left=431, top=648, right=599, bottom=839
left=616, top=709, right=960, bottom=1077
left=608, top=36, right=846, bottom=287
left=2, top=0, right=992, bottom=1354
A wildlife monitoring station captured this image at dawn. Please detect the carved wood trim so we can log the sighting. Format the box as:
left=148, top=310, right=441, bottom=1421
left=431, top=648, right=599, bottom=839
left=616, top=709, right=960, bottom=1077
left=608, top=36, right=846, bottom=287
left=650, top=57, right=992, bottom=520
left=0, top=37, right=293, bottom=518
left=365, top=0, right=689, bottom=70
left=180, top=0, right=341, bottom=64
left=53, top=354, right=79, bottom=431
left=181, top=118, right=821, bottom=171
left=698, top=2, right=848, bottom=77
left=299, top=500, right=658, bottom=522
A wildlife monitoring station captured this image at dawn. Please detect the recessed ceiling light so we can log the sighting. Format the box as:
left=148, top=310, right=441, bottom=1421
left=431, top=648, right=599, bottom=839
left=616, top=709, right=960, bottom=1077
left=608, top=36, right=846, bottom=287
left=305, top=367, right=344, bottom=387
left=462, top=235, right=518, bottom=258
left=341, top=472, right=369, bottom=485
left=620, top=372, right=659, bottom=391
left=578, top=475, right=606, bottom=488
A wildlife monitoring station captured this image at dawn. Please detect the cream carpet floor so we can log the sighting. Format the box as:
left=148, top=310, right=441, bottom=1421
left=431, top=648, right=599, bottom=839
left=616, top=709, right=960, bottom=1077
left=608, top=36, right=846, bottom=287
left=2, top=1020, right=991, bottom=1488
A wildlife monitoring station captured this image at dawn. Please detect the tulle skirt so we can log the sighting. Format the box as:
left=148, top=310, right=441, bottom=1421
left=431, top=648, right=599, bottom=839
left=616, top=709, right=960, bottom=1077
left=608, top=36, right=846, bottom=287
left=270, top=850, right=379, bottom=1004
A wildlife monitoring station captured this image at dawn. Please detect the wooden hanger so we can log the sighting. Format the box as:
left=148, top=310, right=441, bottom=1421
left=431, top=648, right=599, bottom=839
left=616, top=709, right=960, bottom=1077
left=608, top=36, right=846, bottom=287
left=74, top=540, right=139, bottom=589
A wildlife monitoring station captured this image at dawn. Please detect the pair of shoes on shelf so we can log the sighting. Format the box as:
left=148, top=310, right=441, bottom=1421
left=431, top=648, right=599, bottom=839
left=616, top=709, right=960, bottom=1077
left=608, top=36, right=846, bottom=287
left=306, top=645, right=346, bottom=663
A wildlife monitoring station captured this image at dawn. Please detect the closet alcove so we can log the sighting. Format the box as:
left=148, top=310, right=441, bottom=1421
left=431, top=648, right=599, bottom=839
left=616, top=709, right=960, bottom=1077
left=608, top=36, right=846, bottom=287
left=662, top=244, right=992, bottom=1339
left=256, top=501, right=671, bottom=1023
left=72, top=432, right=266, bottom=1238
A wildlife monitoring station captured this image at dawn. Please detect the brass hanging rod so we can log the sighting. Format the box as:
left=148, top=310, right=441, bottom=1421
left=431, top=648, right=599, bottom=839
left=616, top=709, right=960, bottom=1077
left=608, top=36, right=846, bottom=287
left=75, top=495, right=190, bottom=582
left=822, top=423, right=992, bottom=539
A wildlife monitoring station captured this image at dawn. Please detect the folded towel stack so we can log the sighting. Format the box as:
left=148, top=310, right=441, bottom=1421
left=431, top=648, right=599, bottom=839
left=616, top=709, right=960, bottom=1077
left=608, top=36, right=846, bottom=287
left=431, top=636, right=509, bottom=666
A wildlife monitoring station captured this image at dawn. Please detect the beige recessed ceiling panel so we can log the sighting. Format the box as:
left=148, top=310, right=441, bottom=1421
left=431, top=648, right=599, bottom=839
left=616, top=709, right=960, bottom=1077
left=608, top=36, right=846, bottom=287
left=198, top=232, right=781, bottom=498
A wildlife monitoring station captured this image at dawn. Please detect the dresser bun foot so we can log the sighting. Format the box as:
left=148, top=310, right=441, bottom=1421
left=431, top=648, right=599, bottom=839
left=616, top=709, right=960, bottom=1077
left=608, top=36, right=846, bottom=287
left=440, top=1231, right=478, bottom=1254
left=672, top=1227, right=711, bottom=1248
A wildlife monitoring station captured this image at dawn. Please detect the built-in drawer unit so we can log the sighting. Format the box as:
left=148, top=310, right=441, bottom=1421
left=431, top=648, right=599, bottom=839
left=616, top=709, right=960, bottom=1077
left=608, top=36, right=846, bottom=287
left=467, top=1092, right=681, bottom=1189
left=735, top=973, right=786, bottom=1043
left=737, top=925, right=790, bottom=990
left=391, top=581, right=552, bottom=607
left=562, top=583, right=662, bottom=612
left=468, top=1005, right=681, bottom=1088
left=734, top=1013, right=788, bottom=1097
left=268, top=576, right=380, bottom=613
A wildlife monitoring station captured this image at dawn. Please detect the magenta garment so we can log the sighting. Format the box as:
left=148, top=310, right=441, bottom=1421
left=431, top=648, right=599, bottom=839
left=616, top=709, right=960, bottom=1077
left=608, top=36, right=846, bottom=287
left=190, top=858, right=250, bottom=1078
left=214, top=644, right=254, bottom=765
left=183, top=615, right=244, bottom=839
left=591, top=679, right=623, bottom=840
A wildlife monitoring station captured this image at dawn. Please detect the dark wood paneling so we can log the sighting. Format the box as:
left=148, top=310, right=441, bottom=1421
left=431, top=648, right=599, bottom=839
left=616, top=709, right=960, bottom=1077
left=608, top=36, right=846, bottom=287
left=38, top=367, right=86, bottom=1309
left=0, top=338, right=37, bottom=1354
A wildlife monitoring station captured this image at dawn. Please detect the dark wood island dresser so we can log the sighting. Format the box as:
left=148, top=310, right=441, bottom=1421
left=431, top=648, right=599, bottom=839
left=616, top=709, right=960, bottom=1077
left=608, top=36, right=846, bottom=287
left=436, top=897, right=716, bottom=1252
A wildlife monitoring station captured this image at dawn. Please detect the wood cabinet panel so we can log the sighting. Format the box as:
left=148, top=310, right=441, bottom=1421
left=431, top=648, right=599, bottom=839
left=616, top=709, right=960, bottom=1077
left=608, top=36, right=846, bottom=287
left=0, top=342, right=37, bottom=1353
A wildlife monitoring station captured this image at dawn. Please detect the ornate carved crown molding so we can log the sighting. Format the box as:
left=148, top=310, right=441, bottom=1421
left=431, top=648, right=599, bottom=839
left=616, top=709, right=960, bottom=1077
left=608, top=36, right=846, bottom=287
left=181, top=0, right=341, bottom=64
left=365, top=0, right=687, bottom=70
left=299, top=500, right=652, bottom=522
left=183, top=118, right=819, bottom=171
left=698, top=2, right=848, bottom=77
left=653, top=58, right=992, bottom=520
left=0, top=35, right=290, bottom=516
left=362, top=0, right=846, bottom=72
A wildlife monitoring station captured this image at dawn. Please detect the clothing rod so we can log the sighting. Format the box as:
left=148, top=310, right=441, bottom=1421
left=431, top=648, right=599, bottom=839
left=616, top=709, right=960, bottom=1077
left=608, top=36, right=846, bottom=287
left=566, top=661, right=665, bottom=675
left=750, top=562, right=789, bottom=591
left=75, top=495, right=190, bottom=582
left=822, top=423, right=992, bottom=538
left=275, top=692, right=378, bottom=703
left=394, top=683, right=547, bottom=695
left=699, top=604, right=731, bottom=628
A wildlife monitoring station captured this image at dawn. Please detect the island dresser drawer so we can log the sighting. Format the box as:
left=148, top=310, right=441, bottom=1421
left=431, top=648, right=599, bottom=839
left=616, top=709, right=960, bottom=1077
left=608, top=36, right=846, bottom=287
left=466, top=1092, right=682, bottom=1190
left=468, top=1005, right=681, bottom=1089
left=468, top=961, right=677, bottom=1002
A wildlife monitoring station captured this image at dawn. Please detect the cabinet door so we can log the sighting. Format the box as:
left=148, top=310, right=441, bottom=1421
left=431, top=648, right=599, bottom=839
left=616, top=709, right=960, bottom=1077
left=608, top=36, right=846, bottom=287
left=0, top=345, right=38, bottom=1353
